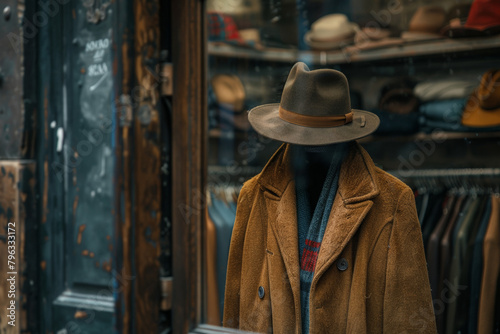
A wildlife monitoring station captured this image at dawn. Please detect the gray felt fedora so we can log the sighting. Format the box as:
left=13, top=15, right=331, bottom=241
left=248, top=62, right=380, bottom=145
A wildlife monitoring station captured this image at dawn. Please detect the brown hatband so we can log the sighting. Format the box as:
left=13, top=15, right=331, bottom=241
left=279, top=106, right=354, bottom=128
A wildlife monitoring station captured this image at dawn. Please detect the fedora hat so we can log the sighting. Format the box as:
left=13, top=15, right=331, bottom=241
left=248, top=62, right=379, bottom=145
left=401, top=5, right=446, bottom=41
left=305, top=14, right=358, bottom=50
left=378, top=79, right=419, bottom=115
left=462, top=70, right=500, bottom=127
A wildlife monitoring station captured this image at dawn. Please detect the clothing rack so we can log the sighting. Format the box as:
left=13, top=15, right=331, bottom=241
left=388, top=168, right=500, bottom=192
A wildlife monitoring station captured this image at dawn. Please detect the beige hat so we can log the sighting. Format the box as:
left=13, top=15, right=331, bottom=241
left=211, top=74, right=246, bottom=112
left=401, top=5, right=446, bottom=41
left=248, top=62, right=379, bottom=145
left=305, top=14, right=358, bottom=50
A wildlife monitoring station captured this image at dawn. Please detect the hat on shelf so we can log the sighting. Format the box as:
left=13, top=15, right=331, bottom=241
left=443, top=4, right=471, bottom=29
left=378, top=79, right=419, bottom=115
left=211, top=74, right=251, bottom=131
left=462, top=70, right=500, bottom=127
left=401, top=5, right=446, bottom=42
left=414, top=77, right=478, bottom=102
left=305, top=14, right=358, bottom=50
left=352, top=27, right=403, bottom=51
left=207, top=12, right=255, bottom=48
left=248, top=62, right=380, bottom=145
left=211, top=74, right=246, bottom=112
left=443, top=0, right=500, bottom=37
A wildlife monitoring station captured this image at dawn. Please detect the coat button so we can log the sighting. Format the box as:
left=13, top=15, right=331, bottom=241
left=337, top=258, right=348, bottom=271
left=258, top=286, right=265, bottom=299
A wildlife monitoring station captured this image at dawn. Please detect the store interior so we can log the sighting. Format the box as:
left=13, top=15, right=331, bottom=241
left=203, top=0, right=500, bottom=333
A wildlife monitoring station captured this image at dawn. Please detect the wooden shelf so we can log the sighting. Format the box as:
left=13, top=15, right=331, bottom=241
left=209, top=127, right=500, bottom=143
left=208, top=35, right=500, bottom=65
left=359, top=131, right=500, bottom=144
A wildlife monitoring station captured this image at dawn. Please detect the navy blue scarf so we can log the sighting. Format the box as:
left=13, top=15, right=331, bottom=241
left=293, top=144, right=348, bottom=333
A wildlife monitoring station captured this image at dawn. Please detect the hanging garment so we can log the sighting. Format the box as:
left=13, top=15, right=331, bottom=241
left=446, top=196, right=481, bottom=334
left=422, top=193, right=446, bottom=249
left=209, top=193, right=235, bottom=317
left=419, top=192, right=431, bottom=225
left=478, top=195, right=500, bottom=334
left=427, top=195, right=457, bottom=301
left=223, top=142, right=436, bottom=334
left=205, top=208, right=221, bottom=325
left=437, top=194, right=467, bottom=333
left=455, top=195, right=489, bottom=333
left=416, top=191, right=424, bottom=217
left=469, top=196, right=493, bottom=334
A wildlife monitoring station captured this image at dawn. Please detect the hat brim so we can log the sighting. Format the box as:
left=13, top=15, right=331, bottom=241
left=461, top=92, right=500, bottom=127
left=248, top=103, right=380, bottom=145
left=304, top=23, right=357, bottom=50
left=401, top=31, right=445, bottom=42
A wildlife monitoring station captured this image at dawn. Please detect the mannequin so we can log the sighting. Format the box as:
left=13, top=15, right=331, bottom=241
left=223, top=63, right=436, bottom=333
left=292, top=144, right=344, bottom=212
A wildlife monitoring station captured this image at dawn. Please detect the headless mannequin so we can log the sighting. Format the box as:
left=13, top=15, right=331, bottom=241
left=292, top=144, right=339, bottom=213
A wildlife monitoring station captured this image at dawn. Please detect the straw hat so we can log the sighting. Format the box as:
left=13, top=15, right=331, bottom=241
left=211, top=74, right=246, bottom=112
left=462, top=70, right=500, bottom=127
left=305, top=14, right=358, bottom=50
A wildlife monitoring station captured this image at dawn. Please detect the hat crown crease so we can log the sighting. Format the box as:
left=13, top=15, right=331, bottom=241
left=280, top=63, right=351, bottom=118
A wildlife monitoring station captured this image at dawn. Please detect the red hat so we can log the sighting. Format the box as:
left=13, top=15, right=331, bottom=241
left=442, top=0, right=500, bottom=37
left=465, top=0, right=500, bottom=30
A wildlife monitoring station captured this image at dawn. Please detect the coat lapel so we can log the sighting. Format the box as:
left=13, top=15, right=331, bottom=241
left=313, top=142, right=380, bottom=282
left=270, top=180, right=301, bottom=299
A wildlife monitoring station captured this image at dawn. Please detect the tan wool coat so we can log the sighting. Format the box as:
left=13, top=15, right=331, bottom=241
left=223, top=142, right=437, bottom=334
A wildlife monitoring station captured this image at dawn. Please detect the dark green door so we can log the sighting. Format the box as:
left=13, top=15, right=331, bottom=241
left=39, top=0, right=119, bottom=332
left=37, top=0, right=165, bottom=332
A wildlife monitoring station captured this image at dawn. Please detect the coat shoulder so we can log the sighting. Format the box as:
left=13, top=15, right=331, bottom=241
left=373, top=166, right=413, bottom=198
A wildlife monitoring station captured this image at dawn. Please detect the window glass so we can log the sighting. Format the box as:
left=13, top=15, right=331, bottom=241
left=205, top=0, right=500, bottom=332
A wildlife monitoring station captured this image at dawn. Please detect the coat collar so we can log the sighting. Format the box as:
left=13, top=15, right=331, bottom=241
left=259, top=142, right=380, bottom=328
left=257, top=141, right=380, bottom=204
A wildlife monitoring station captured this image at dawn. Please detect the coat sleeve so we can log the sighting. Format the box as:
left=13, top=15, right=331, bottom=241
left=383, top=187, right=437, bottom=334
left=222, top=179, right=256, bottom=329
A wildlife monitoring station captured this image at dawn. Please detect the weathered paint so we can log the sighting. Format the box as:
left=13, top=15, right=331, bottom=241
left=0, top=0, right=24, bottom=159
left=0, top=161, right=37, bottom=333
left=43, top=160, right=48, bottom=224
left=131, top=0, right=161, bottom=332
left=77, top=224, right=86, bottom=244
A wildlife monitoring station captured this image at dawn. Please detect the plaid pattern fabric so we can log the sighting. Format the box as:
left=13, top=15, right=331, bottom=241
left=300, top=239, right=321, bottom=272
left=207, top=12, right=255, bottom=48
left=208, top=12, right=241, bottom=42
left=296, top=144, right=347, bottom=334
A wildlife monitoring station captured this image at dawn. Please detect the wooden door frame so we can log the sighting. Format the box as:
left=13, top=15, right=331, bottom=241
left=171, top=0, right=252, bottom=332
left=171, top=0, right=207, bottom=332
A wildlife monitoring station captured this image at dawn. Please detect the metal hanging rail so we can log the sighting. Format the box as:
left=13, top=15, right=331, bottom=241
left=388, top=168, right=500, bottom=179
left=387, top=168, right=500, bottom=190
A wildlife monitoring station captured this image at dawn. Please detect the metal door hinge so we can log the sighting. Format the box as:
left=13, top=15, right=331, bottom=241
left=161, top=63, right=173, bottom=97
left=118, top=94, right=132, bottom=127
left=160, top=276, right=173, bottom=311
